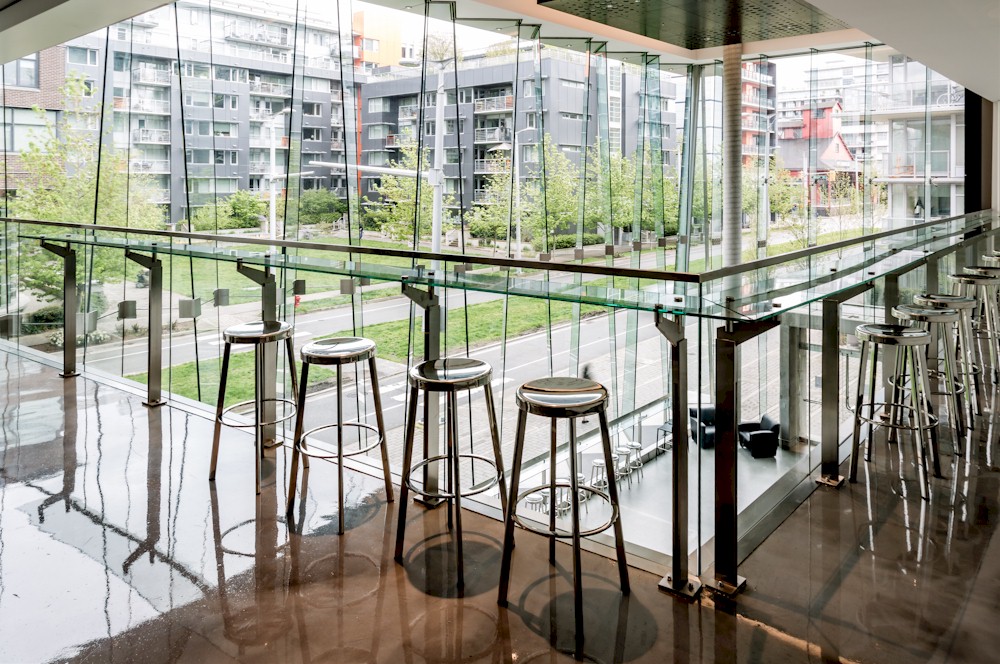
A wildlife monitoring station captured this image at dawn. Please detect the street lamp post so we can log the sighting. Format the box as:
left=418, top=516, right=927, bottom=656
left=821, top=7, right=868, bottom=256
left=490, top=127, right=533, bottom=260
left=268, top=107, right=291, bottom=241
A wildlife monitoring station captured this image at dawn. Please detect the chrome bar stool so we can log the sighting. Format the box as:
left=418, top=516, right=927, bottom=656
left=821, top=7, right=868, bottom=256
left=589, top=459, right=609, bottom=492
left=285, top=338, right=394, bottom=533
left=394, top=358, right=507, bottom=591
left=951, top=272, right=1000, bottom=382
left=893, top=304, right=966, bottom=462
left=209, top=320, right=298, bottom=495
left=849, top=324, right=936, bottom=500
left=498, top=377, right=629, bottom=656
left=627, top=441, right=644, bottom=479
left=614, top=445, right=633, bottom=487
left=914, top=293, right=982, bottom=417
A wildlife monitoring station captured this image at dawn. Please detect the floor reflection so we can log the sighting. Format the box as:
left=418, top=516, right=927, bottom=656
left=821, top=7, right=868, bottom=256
left=2, top=350, right=1000, bottom=663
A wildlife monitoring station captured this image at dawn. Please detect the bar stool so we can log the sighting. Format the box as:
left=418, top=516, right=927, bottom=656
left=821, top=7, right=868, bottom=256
left=913, top=293, right=981, bottom=417
left=627, top=441, right=644, bottom=479
left=589, top=459, right=609, bottom=492
left=892, top=304, right=965, bottom=462
left=498, top=377, right=629, bottom=656
left=210, top=320, right=299, bottom=495
left=614, top=445, right=633, bottom=487
left=394, top=357, right=508, bottom=590
left=285, top=337, right=394, bottom=533
left=849, top=324, right=936, bottom=500
left=951, top=272, right=1000, bottom=381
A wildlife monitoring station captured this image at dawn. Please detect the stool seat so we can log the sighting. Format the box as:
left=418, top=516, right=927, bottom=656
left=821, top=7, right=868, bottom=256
left=855, top=323, right=930, bottom=346
left=950, top=273, right=1000, bottom=286
left=408, top=358, right=492, bottom=391
left=516, top=377, right=608, bottom=417
left=223, top=320, right=293, bottom=344
left=964, top=265, right=1000, bottom=277
left=892, top=304, right=959, bottom=324
left=913, top=293, right=977, bottom=310
left=301, top=337, right=376, bottom=365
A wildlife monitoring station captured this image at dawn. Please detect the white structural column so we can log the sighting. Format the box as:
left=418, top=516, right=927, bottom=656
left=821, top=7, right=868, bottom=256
left=722, top=43, right=743, bottom=268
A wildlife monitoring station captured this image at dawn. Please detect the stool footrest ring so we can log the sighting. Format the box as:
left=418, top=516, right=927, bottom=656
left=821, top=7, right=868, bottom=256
left=511, top=483, right=619, bottom=538
left=854, top=402, right=939, bottom=431
left=295, top=421, right=383, bottom=459
left=219, top=398, right=297, bottom=428
left=404, top=453, right=501, bottom=500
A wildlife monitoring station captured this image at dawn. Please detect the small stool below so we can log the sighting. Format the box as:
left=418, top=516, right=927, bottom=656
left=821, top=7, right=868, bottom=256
left=209, top=320, right=298, bottom=495
left=913, top=293, right=982, bottom=417
left=286, top=337, right=394, bottom=533
left=848, top=324, right=936, bottom=499
left=498, top=377, right=629, bottom=657
left=394, top=357, right=508, bottom=591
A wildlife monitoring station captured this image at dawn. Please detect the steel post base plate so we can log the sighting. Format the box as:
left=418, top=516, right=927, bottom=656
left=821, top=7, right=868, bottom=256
left=816, top=474, right=846, bottom=488
left=658, top=574, right=703, bottom=600
left=414, top=494, right=447, bottom=508
left=703, top=575, right=746, bottom=597
left=59, top=371, right=79, bottom=378
left=143, top=399, right=166, bottom=408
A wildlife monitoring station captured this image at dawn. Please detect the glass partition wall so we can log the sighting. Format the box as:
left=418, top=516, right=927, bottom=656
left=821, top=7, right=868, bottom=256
left=0, top=0, right=978, bottom=578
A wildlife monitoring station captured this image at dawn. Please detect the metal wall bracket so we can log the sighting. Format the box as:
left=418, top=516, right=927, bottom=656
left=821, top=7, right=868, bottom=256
left=40, top=241, right=78, bottom=378
left=125, top=249, right=164, bottom=407
left=402, top=279, right=442, bottom=506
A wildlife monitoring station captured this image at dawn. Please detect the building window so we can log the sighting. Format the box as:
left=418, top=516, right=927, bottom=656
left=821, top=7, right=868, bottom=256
left=67, top=47, right=99, bottom=66
left=113, top=53, right=131, bottom=72
left=82, top=80, right=96, bottom=97
left=526, top=113, right=537, bottom=129
left=424, top=121, right=436, bottom=136
left=303, top=127, right=322, bottom=141
left=424, top=92, right=437, bottom=108
left=445, top=148, right=460, bottom=164
left=368, top=125, right=388, bottom=139
left=214, top=66, right=246, bottom=83
left=182, top=63, right=210, bottom=79
left=3, top=54, right=39, bottom=88
left=362, top=38, right=380, bottom=52
left=303, top=102, right=322, bottom=116
left=608, top=66, right=621, bottom=92
left=560, top=112, right=583, bottom=121
left=521, top=144, right=539, bottom=164
left=213, top=94, right=238, bottom=110
left=368, top=151, right=388, bottom=166
left=368, top=97, right=389, bottom=113
left=561, top=79, right=586, bottom=90
left=184, top=92, right=211, bottom=107
left=445, top=119, right=464, bottom=135
left=401, top=43, right=416, bottom=60
left=522, top=80, right=534, bottom=98
left=459, top=88, right=473, bottom=104
left=185, top=149, right=212, bottom=164
left=214, top=122, right=237, bottom=138
left=184, top=120, right=211, bottom=136
left=215, top=150, right=238, bottom=164
left=116, top=25, right=129, bottom=41
left=1, top=108, right=55, bottom=151
left=608, top=97, right=621, bottom=124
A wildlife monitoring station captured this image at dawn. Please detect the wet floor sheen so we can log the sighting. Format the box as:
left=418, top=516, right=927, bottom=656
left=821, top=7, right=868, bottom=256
left=0, top=350, right=997, bottom=663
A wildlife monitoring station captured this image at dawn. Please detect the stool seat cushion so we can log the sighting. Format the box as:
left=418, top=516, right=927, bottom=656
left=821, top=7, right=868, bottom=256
left=892, top=304, right=959, bottom=324
left=913, top=293, right=977, bottom=310
left=301, top=337, right=376, bottom=365
left=223, top=320, right=293, bottom=344
left=855, top=323, right=930, bottom=346
left=516, top=377, right=608, bottom=417
left=964, top=265, right=1000, bottom=277
left=409, top=357, right=492, bottom=391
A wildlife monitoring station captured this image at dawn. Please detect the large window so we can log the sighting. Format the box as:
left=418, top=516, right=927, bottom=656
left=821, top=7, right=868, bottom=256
left=1, top=108, right=54, bottom=151
left=67, top=47, right=98, bottom=66
left=3, top=54, right=38, bottom=88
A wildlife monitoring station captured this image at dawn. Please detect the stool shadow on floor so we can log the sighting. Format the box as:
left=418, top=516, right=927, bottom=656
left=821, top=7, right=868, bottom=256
left=506, top=580, right=657, bottom=663
left=401, top=530, right=503, bottom=598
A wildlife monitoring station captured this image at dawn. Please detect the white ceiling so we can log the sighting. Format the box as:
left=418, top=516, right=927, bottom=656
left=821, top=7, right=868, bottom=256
left=805, top=0, right=1000, bottom=101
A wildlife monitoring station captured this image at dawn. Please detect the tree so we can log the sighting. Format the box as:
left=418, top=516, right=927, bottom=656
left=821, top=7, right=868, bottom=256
left=520, top=136, right=580, bottom=251
left=362, top=145, right=456, bottom=244
left=9, top=75, right=164, bottom=301
left=768, top=159, right=809, bottom=248
left=226, top=190, right=267, bottom=228
left=298, top=188, right=348, bottom=225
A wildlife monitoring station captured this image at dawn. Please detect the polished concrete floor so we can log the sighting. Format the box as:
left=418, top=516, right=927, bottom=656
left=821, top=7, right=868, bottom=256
left=1, top=349, right=998, bottom=663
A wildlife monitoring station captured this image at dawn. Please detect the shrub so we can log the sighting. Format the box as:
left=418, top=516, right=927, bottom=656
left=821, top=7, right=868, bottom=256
left=468, top=219, right=508, bottom=242
left=531, top=233, right=605, bottom=251
left=21, top=304, right=63, bottom=335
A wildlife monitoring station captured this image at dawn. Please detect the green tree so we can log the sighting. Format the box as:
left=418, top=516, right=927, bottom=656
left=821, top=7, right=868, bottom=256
left=9, top=75, right=164, bottom=301
left=465, top=158, right=512, bottom=252
left=226, top=190, right=267, bottom=228
left=521, top=136, right=580, bottom=251
left=362, top=146, right=456, bottom=244
left=298, top=188, right=348, bottom=225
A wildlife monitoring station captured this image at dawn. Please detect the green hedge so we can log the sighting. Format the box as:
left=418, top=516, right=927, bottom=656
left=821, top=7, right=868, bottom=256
left=532, top=233, right=605, bottom=251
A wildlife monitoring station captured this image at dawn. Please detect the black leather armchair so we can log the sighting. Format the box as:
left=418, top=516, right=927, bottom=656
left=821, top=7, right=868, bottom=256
left=738, top=413, right=780, bottom=458
left=689, top=406, right=716, bottom=449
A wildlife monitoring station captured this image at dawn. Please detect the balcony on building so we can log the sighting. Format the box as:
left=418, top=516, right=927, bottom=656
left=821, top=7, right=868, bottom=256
left=125, top=98, right=171, bottom=115
left=131, top=128, right=170, bottom=144
left=129, top=11, right=159, bottom=28
left=384, top=134, right=414, bottom=149
left=742, top=68, right=775, bottom=86
left=129, top=158, right=170, bottom=173
left=147, top=187, right=170, bottom=203
left=474, top=94, right=514, bottom=113
left=330, top=138, right=346, bottom=151
left=870, top=81, right=965, bottom=117
left=473, top=188, right=501, bottom=204
left=249, top=80, right=292, bottom=97
left=132, top=67, right=171, bottom=86
left=474, top=126, right=508, bottom=144
left=474, top=157, right=509, bottom=174
left=224, top=25, right=292, bottom=49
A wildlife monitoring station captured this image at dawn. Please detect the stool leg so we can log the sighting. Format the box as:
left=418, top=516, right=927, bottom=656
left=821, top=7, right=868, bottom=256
left=336, top=366, right=346, bottom=535
left=866, top=343, right=880, bottom=461
left=394, top=385, right=420, bottom=563
left=448, top=391, right=465, bottom=590
left=285, top=336, right=305, bottom=469
left=942, top=324, right=967, bottom=436
left=886, top=344, right=904, bottom=447
left=960, top=310, right=983, bottom=416
left=368, top=356, right=394, bottom=502
left=286, top=362, right=310, bottom=515
left=598, top=409, right=630, bottom=595
left=849, top=340, right=870, bottom=482
left=482, top=383, right=507, bottom=518
left=209, top=342, right=232, bottom=482
left=498, top=409, right=528, bottom=608
left=549, top=419, right=558, bottom=565
left=916, top=348, right=943, bottom=479
left=445, top=394, right=454, bottom=533
left=908, top=348, right=930, bottom=501
left=568, top=417, right=585, bottom=657
left=254, top=345, right=264, bottom=495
